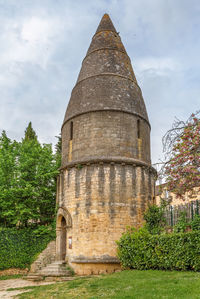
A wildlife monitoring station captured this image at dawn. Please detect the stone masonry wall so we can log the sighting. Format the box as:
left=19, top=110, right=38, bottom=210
left=29, top=241, right=56, bottom=274
left=58, top=163, right=155, bottom=274
left=61, top=111, right=151, bottom=167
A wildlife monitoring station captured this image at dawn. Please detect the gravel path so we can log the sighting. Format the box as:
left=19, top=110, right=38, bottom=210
left=0, top=278, right=55, bottom=299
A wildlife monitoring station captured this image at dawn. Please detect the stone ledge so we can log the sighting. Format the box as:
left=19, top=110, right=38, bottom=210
left=70, top=255, right=120, bottom=264
left=60, top=156, right=156, bottom=175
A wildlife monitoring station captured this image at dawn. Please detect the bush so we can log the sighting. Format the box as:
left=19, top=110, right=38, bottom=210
left=0, top=226, right=55, bottom=270
left=117, top=228, right=200, bottom=271
left=190, top=215, right=200, bottom=231
left=174, top=211, right=188, bottom=233
left=143, top=204, right=166, bottom=234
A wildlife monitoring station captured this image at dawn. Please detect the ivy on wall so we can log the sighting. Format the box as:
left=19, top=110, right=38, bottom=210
left=0, top=226, right=55, bottom=270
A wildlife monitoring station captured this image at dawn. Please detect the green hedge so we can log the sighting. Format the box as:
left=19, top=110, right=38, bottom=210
left=117, top=228, right=200, bottom=271
left=0, top=226, right=55, bottom=270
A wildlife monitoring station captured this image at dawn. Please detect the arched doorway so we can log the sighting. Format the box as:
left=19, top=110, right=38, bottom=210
left=60, top=216, right=66, bottom=260
left=56, top=207, right=72, bottom=261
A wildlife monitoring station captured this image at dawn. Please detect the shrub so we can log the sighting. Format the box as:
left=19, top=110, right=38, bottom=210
left=117, top=228, right=200, bottom=271
left=143, top=204, right=166, bottom=234
left=174, top=211, right=188, bottom=233
left=190, top=215, right=200, bottom=231
left=0, top=226, right=55, bottom=270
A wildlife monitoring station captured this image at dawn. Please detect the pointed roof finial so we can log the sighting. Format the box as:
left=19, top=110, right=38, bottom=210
left=95, top=13, right=117, bottom=34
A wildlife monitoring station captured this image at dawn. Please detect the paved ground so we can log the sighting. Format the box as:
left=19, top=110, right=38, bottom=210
left=0, top=278, right=55, bottom=299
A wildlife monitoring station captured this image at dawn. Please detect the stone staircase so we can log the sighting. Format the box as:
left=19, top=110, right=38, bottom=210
left=27, top=261, right=73, bottom=281
left=26, top=241, right=73, bottom=281
left=29, top=241, right=56, bottom=274
left=40, top=261, right=72, bottom=277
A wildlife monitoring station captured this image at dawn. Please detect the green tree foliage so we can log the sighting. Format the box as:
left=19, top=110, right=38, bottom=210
left=23, top=122, right=37, bottom=141
left=55, top=134, right=62, bottom=169
left=0, top=124, right=61, bottom=227
left=0, top=131, right=20, bottom=226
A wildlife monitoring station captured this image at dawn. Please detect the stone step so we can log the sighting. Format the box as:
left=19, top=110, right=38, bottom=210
left=40, top=272, right=71, bottom=277
left=40, top=269, right=71, bottom=275
left=38, top=261, right=72, bottom=277
left=51, top=261, right=66, bottom=264
left=42, top=268, right=69, bottom=272
left=41, top=264, right=67, bottom=269
left=40, top=269, right=70, bottom=274
left=40, top=267, right=68, bottom=272
left=25, top=275, right=44, bottom=281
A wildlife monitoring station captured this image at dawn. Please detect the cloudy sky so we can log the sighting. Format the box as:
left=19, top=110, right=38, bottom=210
left=0, top=0, right=200, bottom=164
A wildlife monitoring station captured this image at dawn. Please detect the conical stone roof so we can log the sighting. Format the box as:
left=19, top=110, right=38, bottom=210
left=63, top=14, right=149, bottom=127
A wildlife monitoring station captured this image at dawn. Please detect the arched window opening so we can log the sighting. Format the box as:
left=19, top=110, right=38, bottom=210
left=70, top=121, right=73, bottom=140
left=137, top=119, right=140, bottom=139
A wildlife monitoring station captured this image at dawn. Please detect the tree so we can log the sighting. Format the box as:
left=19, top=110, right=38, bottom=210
left=0, top=123, right=61, bottom=227
left=55, top=134, right=62, bottom=169
left=23, top=122, right=37, bottom=141
left=161, top=111, right=200, bottom=198
left=0, top=131, right=20, bottom=226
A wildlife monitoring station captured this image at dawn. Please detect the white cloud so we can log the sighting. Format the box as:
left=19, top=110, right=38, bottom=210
left=134, top=57, right=181, bottom=79
left=21, top=17, right=52, bottom=44
left=0, top=0, right=200, bottom=165
left=0, top=16, right=61, bottom=70
left=135, top=57, right=180, bottom=73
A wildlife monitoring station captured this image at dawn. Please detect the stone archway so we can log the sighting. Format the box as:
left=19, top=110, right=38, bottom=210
left=56, top=207, right=72, bottom=261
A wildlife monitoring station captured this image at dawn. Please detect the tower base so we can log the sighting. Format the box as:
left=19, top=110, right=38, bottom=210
left=70, top=262, right=121, bottom=275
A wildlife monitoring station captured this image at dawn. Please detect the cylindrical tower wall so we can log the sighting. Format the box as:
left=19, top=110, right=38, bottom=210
left=62, top=111, right=151, bottom=167
left=58, top=162, right=155, bottom=275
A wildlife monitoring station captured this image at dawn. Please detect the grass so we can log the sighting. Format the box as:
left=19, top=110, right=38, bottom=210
left=0, top=274, right=23, bottom=280
left=14, top=270, right=200, bottom=298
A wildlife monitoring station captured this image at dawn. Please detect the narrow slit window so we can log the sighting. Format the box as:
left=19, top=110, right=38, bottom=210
left=70, top=121, right=73, bottom=140
left=137, top=119, right=140, bottom=138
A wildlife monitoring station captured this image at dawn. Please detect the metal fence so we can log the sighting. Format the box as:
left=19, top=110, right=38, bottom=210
left=164, top=200, right=200, bottom=226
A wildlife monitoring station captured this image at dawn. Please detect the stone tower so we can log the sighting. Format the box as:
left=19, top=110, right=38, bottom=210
left=56, top=14, right=156, bottom=275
